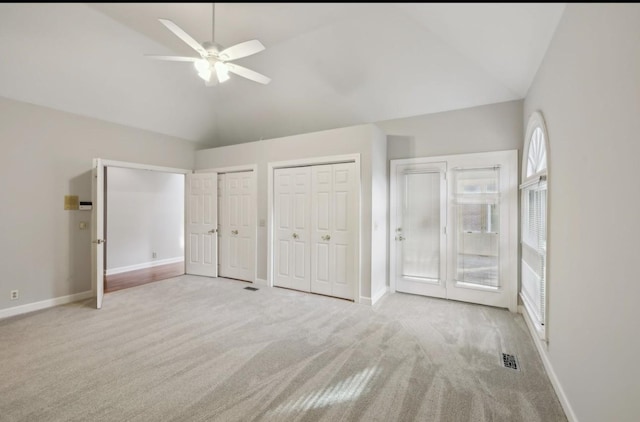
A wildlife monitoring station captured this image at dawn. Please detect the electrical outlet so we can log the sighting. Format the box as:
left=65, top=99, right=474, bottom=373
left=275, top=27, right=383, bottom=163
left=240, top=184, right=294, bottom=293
left=10, top=290, right=18, bottom=301
left=152, top=252, right=157, bottom=259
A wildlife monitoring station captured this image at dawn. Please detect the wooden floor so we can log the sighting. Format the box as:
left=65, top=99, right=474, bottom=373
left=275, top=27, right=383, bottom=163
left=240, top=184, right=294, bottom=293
left=104, top=262, right=185, bottom=293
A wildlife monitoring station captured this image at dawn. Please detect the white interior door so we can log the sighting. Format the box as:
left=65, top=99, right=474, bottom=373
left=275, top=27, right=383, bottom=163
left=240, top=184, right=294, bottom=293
left=391, top=162, right=447, bottom=299
left=310, top=163, right=357, bottom=300
left=273, top=167, right=311, bottom=291
left=91, top=159, right=105, bottom=309
left=186, top=173, right=218, bottom=277
left=219, top=171, right=256, bottom=282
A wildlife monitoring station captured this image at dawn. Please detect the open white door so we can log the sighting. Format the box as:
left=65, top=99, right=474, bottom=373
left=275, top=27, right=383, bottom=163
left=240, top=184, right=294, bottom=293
left=91, top=158, right=105, bottom=309
left=186, top=173, right=218, bottom=277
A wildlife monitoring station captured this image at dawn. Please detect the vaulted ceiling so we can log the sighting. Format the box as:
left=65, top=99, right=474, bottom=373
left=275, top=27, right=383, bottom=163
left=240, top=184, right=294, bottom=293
left=0, top=3, right=565, bottom=147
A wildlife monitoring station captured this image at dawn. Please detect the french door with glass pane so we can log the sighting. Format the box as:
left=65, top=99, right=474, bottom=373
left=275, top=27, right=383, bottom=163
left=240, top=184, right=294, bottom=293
left=392, top=162, right=447, bottom=298
left=390, top=150, right=518, bottom=311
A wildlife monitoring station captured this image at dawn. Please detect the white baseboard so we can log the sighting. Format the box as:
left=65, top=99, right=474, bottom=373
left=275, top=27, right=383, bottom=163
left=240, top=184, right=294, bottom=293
left=0, top=290, right=94, bottom=320
left=106, top=257, right=184, bottom=276
left=254, top=278, right=268, bottom=286
left=371, top=287, right=389, bottom=305
left=519, top=305, right=578, bottom=422
left=359, top=296, right=372, bottom=305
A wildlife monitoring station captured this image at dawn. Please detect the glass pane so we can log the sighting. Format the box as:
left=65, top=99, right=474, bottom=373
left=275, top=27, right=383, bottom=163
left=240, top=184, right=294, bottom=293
left=455, top=168, right=499, bottom=194
left=401, top=171, right=440, bottom=280
left=454, top=168, right=500, bottom=287
left=527, top=127, right=547, bottom=177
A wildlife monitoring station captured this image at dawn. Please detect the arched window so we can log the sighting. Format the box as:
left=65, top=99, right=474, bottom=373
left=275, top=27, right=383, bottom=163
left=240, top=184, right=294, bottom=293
left=520, top=111, right=549, bottom=340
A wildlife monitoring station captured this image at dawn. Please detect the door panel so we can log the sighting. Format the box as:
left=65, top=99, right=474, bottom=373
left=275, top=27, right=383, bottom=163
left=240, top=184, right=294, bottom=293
left=446, top=159, right=515, bottom=310
left=186, top=173, right=218, bottom=277
left=310, top=163, right=356, bottom=300
left=274, top=167, right=311, bottom=291
left=219, top=171, right=256, bottom=282
left=393, top=163, right=447, bottom=298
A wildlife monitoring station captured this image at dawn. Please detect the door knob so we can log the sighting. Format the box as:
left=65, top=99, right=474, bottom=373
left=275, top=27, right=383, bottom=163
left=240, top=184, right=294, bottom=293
left=208, top=229, right=217, bottom=234
left=321, top=234, right=331, bottom=241
left=232, top=230, right=239, bottom=235
left=92, top=239, right=106, bottom=244
left=396, top=235, right=405, bottom=241
left=292, top=233, right=299, bottom=239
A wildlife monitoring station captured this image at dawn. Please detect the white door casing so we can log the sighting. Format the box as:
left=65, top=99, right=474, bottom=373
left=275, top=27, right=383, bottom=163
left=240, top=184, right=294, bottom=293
left=310, top=163, right=357, bottom=300
left=186, top=173, right=218, bottom=277
left=91, top=158, right=105, bottom=309
left=273, top=167, right=312, bottom=291
left=391, top=162, right=447, bottom=299
left=217, top=173, right=225, bottom=278
left=218, top=171, right=256, bottom=282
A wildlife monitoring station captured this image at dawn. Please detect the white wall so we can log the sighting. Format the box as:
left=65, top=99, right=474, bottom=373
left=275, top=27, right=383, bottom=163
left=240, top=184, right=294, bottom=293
left=370, top=127, right=388, bottom=303
left=106, top=167, right=184, bottom=272
left=0, top=96, right=196, bottom=311
left=524, top=4, right=640, bottom=421
left=196, top=124, right=383, bottom=300
left=380, top=100, right=523, bottom=160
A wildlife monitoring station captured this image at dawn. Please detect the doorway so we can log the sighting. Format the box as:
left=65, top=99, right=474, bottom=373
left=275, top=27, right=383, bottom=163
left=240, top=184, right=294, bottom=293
left=91, top=159, right=191, bottom=309
left=104, top=167, right=185, bottom=292
left=390, top=150, right=518, bottom=311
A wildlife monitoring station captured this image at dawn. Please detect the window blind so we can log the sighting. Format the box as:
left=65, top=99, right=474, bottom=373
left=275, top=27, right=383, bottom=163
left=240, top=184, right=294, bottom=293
left=521, top=181, right=546, bottom=326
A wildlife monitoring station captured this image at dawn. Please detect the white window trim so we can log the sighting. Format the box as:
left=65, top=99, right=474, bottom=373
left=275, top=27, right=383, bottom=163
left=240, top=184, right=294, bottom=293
left=520, top=111, right=550, bottom=342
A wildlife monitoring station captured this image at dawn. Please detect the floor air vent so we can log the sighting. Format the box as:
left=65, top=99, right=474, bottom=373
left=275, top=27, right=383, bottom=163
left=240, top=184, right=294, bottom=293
left=501, top=353, right=519, bottom=370
left=244, top=286, right=259, bottom=291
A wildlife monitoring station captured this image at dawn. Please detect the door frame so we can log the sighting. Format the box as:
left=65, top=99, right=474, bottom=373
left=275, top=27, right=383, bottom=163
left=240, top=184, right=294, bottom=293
left=389, top=150, right=518, bottom=312
left=267, top=154, right=361, bottom=302
left=196, top=164, right=259, bottom=284
left=91, top=159, right=190, bottom=308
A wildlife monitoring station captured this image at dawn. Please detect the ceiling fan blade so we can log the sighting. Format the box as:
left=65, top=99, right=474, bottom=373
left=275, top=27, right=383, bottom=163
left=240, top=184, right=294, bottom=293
left=227, top=63, right=271, bottom=85
left=145, top=55, right=200, bottom=62
left=158, top=18, right=207, bottom=57
left=218, top=40, right=265, bottom=61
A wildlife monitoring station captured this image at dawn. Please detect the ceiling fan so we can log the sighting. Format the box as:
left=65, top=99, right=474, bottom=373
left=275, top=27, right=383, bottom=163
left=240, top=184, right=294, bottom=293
left=146, top=3, right=270, bottom=86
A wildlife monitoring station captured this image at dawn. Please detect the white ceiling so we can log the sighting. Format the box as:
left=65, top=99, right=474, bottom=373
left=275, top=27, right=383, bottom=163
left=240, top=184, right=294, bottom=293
left=0, top=3, right=565, bottom=147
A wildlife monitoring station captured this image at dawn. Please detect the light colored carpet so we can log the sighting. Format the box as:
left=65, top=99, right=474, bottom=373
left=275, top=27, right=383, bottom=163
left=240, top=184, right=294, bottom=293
left=0, top=275, right=566, bottom=421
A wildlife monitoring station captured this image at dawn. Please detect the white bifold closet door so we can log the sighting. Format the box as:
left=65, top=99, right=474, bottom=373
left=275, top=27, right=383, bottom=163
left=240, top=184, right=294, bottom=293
left=273, top=166, right=312, bottom=292
left=274, top=162, right=357, bottom=300
left=218, top=171, right=256, bottom=282
left=310, top=163, right=357, bottom=299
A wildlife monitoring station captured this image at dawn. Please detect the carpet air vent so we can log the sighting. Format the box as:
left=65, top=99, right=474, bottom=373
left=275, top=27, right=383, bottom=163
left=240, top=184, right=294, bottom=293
left=244, top=286, right=259, bottom=291
left=501, top=353, right=519, bottom=370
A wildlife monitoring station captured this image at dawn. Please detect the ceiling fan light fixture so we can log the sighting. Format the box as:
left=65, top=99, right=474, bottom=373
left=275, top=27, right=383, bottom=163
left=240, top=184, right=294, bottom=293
left=214, top=61, right=230, bottom=83
left=194, top=58, right=212, bottom=82
left=194, top=58, right=210, bottom=73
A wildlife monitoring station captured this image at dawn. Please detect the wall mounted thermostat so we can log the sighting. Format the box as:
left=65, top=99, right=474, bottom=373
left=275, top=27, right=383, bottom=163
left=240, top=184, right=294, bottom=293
left=79, top=201, right=92, bottom=210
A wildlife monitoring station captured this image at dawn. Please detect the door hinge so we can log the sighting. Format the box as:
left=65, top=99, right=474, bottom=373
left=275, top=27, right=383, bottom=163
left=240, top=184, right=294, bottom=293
left=443, top=226, right=447, bottom=235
